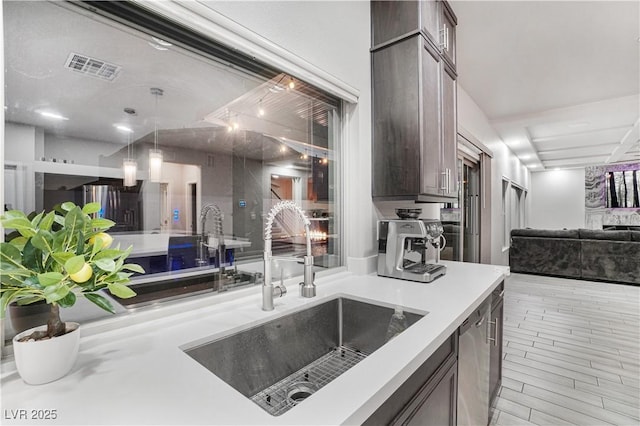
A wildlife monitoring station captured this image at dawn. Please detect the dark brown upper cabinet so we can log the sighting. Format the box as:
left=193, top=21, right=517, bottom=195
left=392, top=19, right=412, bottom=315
left=371, top=0, right=458, bottom=202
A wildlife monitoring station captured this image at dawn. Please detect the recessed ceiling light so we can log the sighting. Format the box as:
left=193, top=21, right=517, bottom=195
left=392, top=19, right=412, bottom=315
left=151, top=37, right=172, bottom=47
left=528, top=164, right=538, bottom=168
left=148, top=42, right=168, bottom=51
left=272, top=175, right=279, bottom=179
left=39, top=111, right=69, bottom=121
left=520, top=154, right=531, bottom=160
left=114, top=124, right=133, bottom=133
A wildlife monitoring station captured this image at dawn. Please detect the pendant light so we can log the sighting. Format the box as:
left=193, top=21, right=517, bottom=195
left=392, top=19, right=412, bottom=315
left=149, top=87, right=164, bottom=182
left=122, top=130, right=137, bottom=187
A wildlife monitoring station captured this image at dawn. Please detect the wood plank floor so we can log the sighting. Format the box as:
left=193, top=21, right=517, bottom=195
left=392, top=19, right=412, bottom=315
left=490, top=273, right=640, bottom=426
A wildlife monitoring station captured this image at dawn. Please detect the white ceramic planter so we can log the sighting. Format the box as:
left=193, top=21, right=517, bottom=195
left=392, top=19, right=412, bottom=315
left=12, top=322, right=80, bottom=385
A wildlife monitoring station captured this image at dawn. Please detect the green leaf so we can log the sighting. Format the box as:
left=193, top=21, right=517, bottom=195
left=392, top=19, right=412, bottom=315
left=58, top=291, right=77, bottom=308
left=76, top=231, right=85, bottom=255
left=122, top=263, right=145, bottom=274
left=94, top=258, right=116, bottom=272
left=82, top=202, right=102, bottom=215
left=64, top=255, right=86, bottom=275
left=53, top=214, right=65, bottom=227
left=30, top=211, right=44, bottom=228
left=90, top=218, right=115, bottom=230
left=94, top=249, right=125, bottom=261
left=1, top=210, right=27, bottom=220
left=52, top=231, right=67, bottom=253
left=16, top=296, right=44, bottom=306
left=37, top=271, right=64, bottom=287
left=1, top=217, right=32, bottom=229
left=84, top=292, right=115, bottom=314
left=38, top=211, right=56, bottom=231
left=0, top=290, right=18, bottom=318
left=22, top=239, right=44, bottom=273
left=64, top=206, right=85, bottom=234
left=2, top=217, right=36, bottom=238
left=52, top=251, right=75, bottom=267
left=8, top=236, right=28, bottom=250
left=43, top=282, right=70, bottom=304
left=0, top=242, right=22, bottom=266
left=31, top=230, right=54, bottom=253
left=115, top=271, right=133, bottom=281
left=0, top=268, right=33, bottom=281
left=61, top=202, right=76, bottom=212
left=107, top=282, right=136, bottom=299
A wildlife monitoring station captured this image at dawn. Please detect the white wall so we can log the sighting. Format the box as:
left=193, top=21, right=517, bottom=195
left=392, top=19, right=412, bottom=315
left=200, top=1, right=375, bottom=272
left=530, top=168, right=585, bottom=229
left=457, top=87, right=530, bottom=265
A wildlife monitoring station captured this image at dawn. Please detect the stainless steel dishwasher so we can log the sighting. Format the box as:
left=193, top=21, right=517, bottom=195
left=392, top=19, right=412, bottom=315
left=457, top=298, right=491, bottom=426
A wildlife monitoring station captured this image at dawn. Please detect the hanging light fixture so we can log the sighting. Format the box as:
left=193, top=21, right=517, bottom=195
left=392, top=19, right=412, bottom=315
left=122, top=129, right=137, bottom=187
left=149, top=87, right=164, bottom=182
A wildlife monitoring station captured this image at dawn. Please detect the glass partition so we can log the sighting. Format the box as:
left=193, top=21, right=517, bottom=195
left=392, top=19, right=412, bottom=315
left=3, top=1, right=342, bottom=338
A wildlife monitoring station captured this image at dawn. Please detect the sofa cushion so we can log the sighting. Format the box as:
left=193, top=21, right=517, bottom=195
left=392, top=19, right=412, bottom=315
left=579, top=229, right=631, bottom=241
left=581, top=240, right=640, bottom=284
left=511, top=229, right=579, bottom=239
left=509, top=236, right=581, bottom=278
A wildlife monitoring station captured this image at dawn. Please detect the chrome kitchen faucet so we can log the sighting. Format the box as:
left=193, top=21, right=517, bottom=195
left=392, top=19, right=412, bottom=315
left=197, top=203, right=224, bottom=269
left=262, top=200, right=316, bottom=311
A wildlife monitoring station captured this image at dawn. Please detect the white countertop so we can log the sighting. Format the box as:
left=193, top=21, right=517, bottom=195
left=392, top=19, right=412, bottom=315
left=0, top=261, right=506, bottom=425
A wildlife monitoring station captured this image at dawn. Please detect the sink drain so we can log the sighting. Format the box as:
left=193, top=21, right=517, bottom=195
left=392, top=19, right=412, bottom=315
left=250, top=346, right=368, bottom=416
left=286, top=381, right=318, bottom=405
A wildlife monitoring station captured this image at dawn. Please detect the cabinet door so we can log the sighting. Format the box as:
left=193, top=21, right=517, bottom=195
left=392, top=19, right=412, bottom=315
left=441, top=64, right=457, bottom=197
left=420, top=0, right=439, bottom=48
left=440, top=1, right=457, bottom=69
left=372, top=37, right=421, bottom=198
left=489, top=298, right=504, bottom=406
left=419, top=38, right=442, bottom=196
left=371, top=1, right=420, bottom=48
left=395, top=360, right=458, bottom=426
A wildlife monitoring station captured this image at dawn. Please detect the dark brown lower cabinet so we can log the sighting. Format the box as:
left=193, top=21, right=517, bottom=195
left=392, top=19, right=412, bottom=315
left=489, top=283, right=504, bottom=407
left=394, top=357, right=458, bottom=425
left=364, top=333, right=458, bottom=426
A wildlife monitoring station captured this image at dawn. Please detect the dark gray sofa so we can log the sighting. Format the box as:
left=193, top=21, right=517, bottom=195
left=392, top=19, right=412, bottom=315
left=509, top=228, right=640, bottom=285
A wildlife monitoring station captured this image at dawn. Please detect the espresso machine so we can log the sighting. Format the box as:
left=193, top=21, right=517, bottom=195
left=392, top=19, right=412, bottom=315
left=377, top=209, right=447, bottom=283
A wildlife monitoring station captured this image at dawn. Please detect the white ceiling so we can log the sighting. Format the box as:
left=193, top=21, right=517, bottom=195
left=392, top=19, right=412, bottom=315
left=453, top=0, right=640, bottom=170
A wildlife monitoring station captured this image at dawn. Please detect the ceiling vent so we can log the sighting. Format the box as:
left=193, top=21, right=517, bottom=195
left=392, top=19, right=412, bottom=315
left=64, top=52, right=121, bottom=82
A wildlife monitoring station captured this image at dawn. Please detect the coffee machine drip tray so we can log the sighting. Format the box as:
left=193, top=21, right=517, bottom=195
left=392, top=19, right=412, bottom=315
left=404, top=263, right=447, bottom=282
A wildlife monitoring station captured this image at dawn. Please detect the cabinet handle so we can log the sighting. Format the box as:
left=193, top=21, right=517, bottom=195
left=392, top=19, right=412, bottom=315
left=441, top=170, right=448, bottom=191
left=445, top=25, right=449, bottom=51
left=440, top=24, right=448, bottom=51
left=487, top=319, right=499, bottom=346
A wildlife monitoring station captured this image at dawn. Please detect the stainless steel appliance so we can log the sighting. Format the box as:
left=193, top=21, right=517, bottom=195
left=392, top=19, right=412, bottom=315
left=457, top=299, right=491, bottom=426
left=377, top=209, right=446, bottom=283
left=82, top=183, right=141, bottom=232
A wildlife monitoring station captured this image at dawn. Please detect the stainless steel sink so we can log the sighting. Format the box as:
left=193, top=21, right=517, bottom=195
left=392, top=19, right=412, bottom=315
left=182, top=297, right=426, bottom=416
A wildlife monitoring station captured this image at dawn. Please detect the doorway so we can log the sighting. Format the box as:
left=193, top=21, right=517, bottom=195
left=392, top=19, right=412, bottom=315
left=187, top=182, right=197, bottom=235
left=160, top=183, right=169, bottom=232
left=462, top=159, right=480, bottom=263
left=441, top=133, right=492, bottom=263
left=271, top=175, right=293, bottom=202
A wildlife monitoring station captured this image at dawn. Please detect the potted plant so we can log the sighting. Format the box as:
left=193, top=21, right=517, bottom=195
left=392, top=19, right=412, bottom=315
left=0, top=201, right=143, bottom=384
